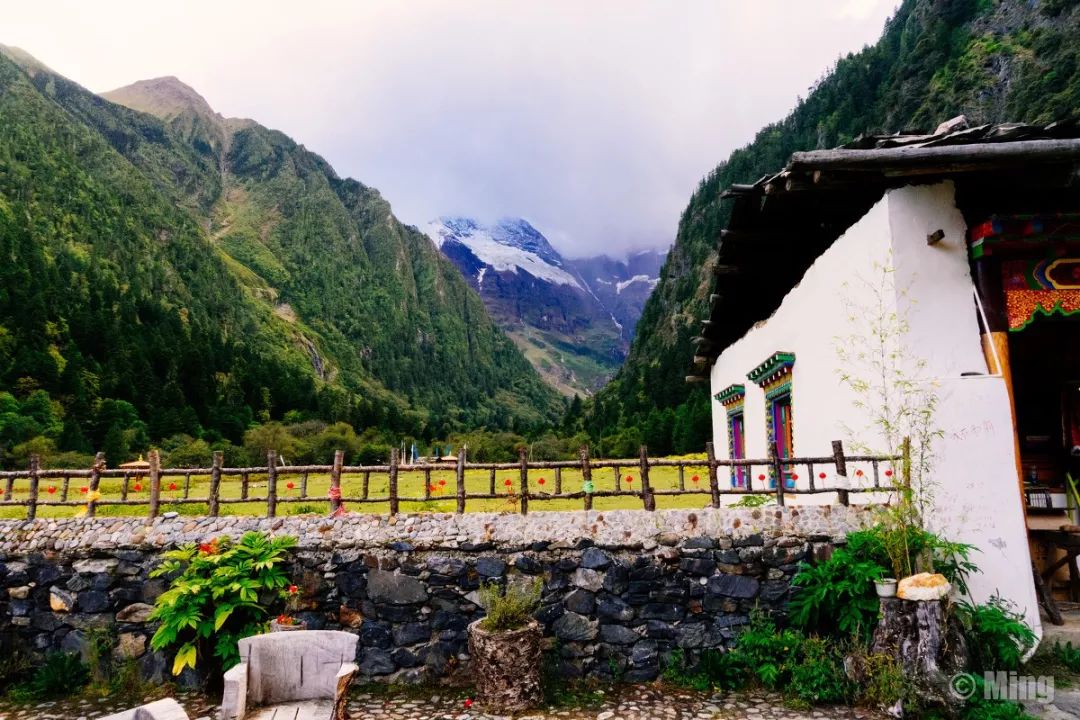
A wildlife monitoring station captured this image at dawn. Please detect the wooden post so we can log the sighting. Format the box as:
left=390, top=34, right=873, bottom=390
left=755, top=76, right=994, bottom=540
left=705, top=442, right=720, bottom=508
left=330, top=449, right=344, bottom=514
left=208, top=451, right=223, bottom=517
left=639, top=445, right=655, bottom=511
left=423, top=466, right=432, bottom=500
left=3, top=470, right=13, bottom=502
left=148, top=449, right=162, bottom=518
left=488, top=467, right=495, bottom=495
left=456, top=447, right=466, bottom=514
left=61, top=474, right=71, bottom=502
left=770, top=444, right=785, bottom=507
left=266, top=450, right=278, bottom=518
left=555, top=467, right=562, bottom=495
left=86, top=452, right=105, bottom=518
left=362, top=470, right=370, bottom=499
left=241, top=472, right=249, bottom=500
left=832, top=440, right=849, bottom=506
left=388, top=448, right=399, bottom=515
left=580, top=445, right=593, bottom=511
left=26, top=454, right=40, bottom=521
left=519, top=448, right=529, bottom=515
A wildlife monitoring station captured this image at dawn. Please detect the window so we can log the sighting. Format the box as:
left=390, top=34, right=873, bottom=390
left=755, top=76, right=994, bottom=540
left=729, top=410, right=747, bottom=488
left=715, top=384, right=746, bottom=489
left=747, top=351, right=796, bottom=490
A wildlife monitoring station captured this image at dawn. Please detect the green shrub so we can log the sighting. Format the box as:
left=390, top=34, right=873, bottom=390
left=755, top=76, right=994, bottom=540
left=790, top=636, right=852, bottom=704
left=960, top=676, right=1036, bottom=720
left=731, top=494, right=772, bottom=508
left=27, top=652, right=89, bottom=699
left=732, top=610, right=804, bottom=689
left=149, top=531, right=297, bottom=675
left=789, top=544, right=884, bottom=641
left=1052, top=640, right=1080, bottom=672
left=956, top=596, right=1037, bottom=672
left=478, top=578, right=542, bottom=631
left=855, top=652, right=910, bottom=708
left=662, top=647, right=747, bottom=691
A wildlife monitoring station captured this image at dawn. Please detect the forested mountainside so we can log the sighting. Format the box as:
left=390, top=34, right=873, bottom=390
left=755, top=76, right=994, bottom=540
left=0, top=48, right=560, bottom=466
left=426, top=217, right=665, bottom=396
left=581, top=0, right=1080, bottom=456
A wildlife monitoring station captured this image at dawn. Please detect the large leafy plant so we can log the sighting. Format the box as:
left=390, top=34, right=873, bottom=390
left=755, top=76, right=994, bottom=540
left=956, top=596, right=1037, bottom=672
left=788, top=543, right=885, bottom=642
left=149, top=532, right=297, bottom=675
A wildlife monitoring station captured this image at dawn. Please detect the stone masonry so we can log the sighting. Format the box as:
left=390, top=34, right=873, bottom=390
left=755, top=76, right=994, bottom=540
left=0, top=507, right=872, bottom=685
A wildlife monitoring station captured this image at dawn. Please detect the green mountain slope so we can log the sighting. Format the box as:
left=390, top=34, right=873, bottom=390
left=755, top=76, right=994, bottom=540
left=585, top=0, right=1080, bottom=454
left=0, top=49, right=559, bottom=462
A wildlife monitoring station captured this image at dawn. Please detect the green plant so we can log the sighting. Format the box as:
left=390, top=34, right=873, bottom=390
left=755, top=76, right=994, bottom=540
left=846, top=526, right=979, bottom=595
left=732, top=610, right=804, bottom=689
left=960, top=676, right=1036, bottom=720
left=731, top=494, right=772, bottom=508
left=956, top=596, right=1037, bottom=672
left=789, top=545, right=884, bottom=641
left=790, top=636, right=852, bottom=704
left=149, top=531, right=297, bottom=675
left=1052, top=641, right=1080, bottom=673
left=105, top=657, right=161, bottom=706
left=287, top=503, right=323, bottom=515
left=26, top=652, right=89, bottom=699
left=477, top=578, right=542, bottom=632
left=855, top=652, right=911, bottom=708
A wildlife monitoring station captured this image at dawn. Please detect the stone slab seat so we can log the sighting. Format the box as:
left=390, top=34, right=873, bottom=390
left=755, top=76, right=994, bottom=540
left=221, top=630, right=359, bottom=720
left=100, top=698, right=192, bottom=720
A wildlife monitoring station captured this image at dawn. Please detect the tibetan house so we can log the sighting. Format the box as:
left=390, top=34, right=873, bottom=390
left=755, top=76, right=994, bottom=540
left=688, top=119, right=1080, bottom=637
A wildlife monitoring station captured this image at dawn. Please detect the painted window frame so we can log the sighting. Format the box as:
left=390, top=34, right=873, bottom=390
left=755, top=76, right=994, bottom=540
left=715, top=384, right=747, bottom=489
left=747, top=352, right=796, bottom=490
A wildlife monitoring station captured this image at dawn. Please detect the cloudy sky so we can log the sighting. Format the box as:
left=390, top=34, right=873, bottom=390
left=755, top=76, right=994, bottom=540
left=6, top=1, right=898, bottom=257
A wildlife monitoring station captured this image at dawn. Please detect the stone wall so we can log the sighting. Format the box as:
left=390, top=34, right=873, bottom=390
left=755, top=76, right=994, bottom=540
left=0, top=507, right=871, bottom=685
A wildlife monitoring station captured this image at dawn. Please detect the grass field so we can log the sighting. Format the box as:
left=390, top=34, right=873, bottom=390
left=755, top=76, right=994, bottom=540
left=0, top=456, right=786, bottom=519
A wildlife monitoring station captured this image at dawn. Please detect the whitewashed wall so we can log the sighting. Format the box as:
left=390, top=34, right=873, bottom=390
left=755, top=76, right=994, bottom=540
left=709, top=182, right=1040, bottom=636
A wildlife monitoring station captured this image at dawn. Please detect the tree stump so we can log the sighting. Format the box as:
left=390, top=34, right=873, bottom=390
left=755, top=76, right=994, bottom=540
left=468, top=619, right=543, bottom=712
left=871, top=598, right=967, bottom=703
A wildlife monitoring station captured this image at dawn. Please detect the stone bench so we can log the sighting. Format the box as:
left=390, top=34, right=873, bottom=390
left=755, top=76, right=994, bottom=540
left=221, top=630, right=358, bottom=720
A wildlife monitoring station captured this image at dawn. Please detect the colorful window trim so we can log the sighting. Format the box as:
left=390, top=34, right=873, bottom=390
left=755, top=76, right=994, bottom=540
left=1002, top=258, right=1080, bottom=330
left=748, top=352, right=796, bottom=490
left=715, top=384, right=747, bottom=488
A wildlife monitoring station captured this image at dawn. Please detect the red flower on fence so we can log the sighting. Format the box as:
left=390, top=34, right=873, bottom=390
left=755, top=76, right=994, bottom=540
left=438, top=479, right=446, bottom=487
left=47, top=486, right=56, bottom=494
left=537, top=477, right=545, bottom=485
left=133, top=483, right=142, bottom=492
left=80, top=486, right=89, bottom=494
left=691, top=475, right=700, bottom=483
left=791, top=473, right=799, bottom=481
left=625, top=475, right=633, bottom=483
left=168, top=482, right=178, bottom=491
left=818, top=472, right=827, bottom=479
left=286, top=481, right=295, bottom=490
left=0, top=488, right=4, bottom=495
left=504, top=478, right=512, bottom=487
left=758, top=474, right=766, bottom=481
left=429, top=484, right=439, bottom=493
left=884, top=469, right=894, bottom=478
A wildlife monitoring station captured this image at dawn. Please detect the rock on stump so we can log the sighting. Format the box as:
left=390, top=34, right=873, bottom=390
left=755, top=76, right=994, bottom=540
left=871, top=598, right=967, bottom=701
left=468, top=619, right=543, bottom=712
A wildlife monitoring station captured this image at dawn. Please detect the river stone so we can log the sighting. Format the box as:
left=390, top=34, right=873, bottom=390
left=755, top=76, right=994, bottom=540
left=367, top=569, right=428, bottom=605
left=116, top=602, right=154, bottom=623
left=552, top=612, right=598, bottom=641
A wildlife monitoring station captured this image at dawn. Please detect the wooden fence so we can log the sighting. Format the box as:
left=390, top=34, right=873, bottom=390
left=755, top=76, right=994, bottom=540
left=0, top=441, right=898, bottom=520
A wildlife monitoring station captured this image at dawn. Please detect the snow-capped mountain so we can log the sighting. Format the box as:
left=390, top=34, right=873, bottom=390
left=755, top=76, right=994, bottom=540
left=425, top=217, right=666, bottom=395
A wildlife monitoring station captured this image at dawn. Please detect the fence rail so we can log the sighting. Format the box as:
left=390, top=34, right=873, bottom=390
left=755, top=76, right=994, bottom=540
left=0, top=441, right=899, bottom=520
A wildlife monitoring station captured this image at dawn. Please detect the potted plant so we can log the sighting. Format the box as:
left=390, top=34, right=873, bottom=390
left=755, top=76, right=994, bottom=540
left=271, top=583, right=306, bottom=631
left=468, top=578, right=543, bottom=712
left=875, top=577, right=898, bottom=598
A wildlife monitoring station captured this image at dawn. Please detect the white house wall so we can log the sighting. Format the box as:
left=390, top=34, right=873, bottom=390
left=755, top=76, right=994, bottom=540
left=709, top=181, right=1039, bottom=636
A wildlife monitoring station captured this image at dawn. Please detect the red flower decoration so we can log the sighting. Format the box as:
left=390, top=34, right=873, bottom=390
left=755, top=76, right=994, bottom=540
left=758, top=474, right=766, bottom=481
left=818, top=472, right=827, bottom=479
left=47, top=486, right=56, bottom=494
left=288, top=584, right=299, bottom=594
left=884, top=469, right=894, bottom=477
left=286, top=481, right=295, bottom=490
left=464, top=698, right=473, bottom=709
left=791, top=473, right=799, bottom=481
left=625, top=475, right=634, bottom=483
left=855, top=469, right=864, bottom=477
left=133, top=483, right=142, bottom=492
left=429, top=484, right=438, bottom=493
left=80, top=486, right=89, bottom=494
left=438, top=479, right=446, bottom=487
left=504, top=478, right=512, bottom=486
left=691, top=475, right=700, bottom=483
left=0, top=488, right=4, bottom=495
left=168, top=482, right=178, bottom=491
left=537, top=477, right=545, bottom=485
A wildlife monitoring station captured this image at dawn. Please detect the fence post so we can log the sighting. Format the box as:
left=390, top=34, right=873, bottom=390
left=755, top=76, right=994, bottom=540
left=209, top=451, right=223, bottom=517
left=519, top=448, right=529, bottom=515
left=85, top=452, right=105, bottom=518
left=330, top=449, right=344, bottom=514
left=579, top=445, right=593, bottom=511
left=266, top=450, right=278, bottom=518
left=639, top=445, right=655, bottom=511
left=455, top=447, right=466, bottom=514
left=705, top=442, right=720, bottom=508
left=388, top=448, right=399, bottom=516
left=770, top=445, right=785, bottom=507
left=831, top=440, right=849, bottom=506
left=27, top=454, right=41, bottom=521
left=147, top=449, right=161, bottom=518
